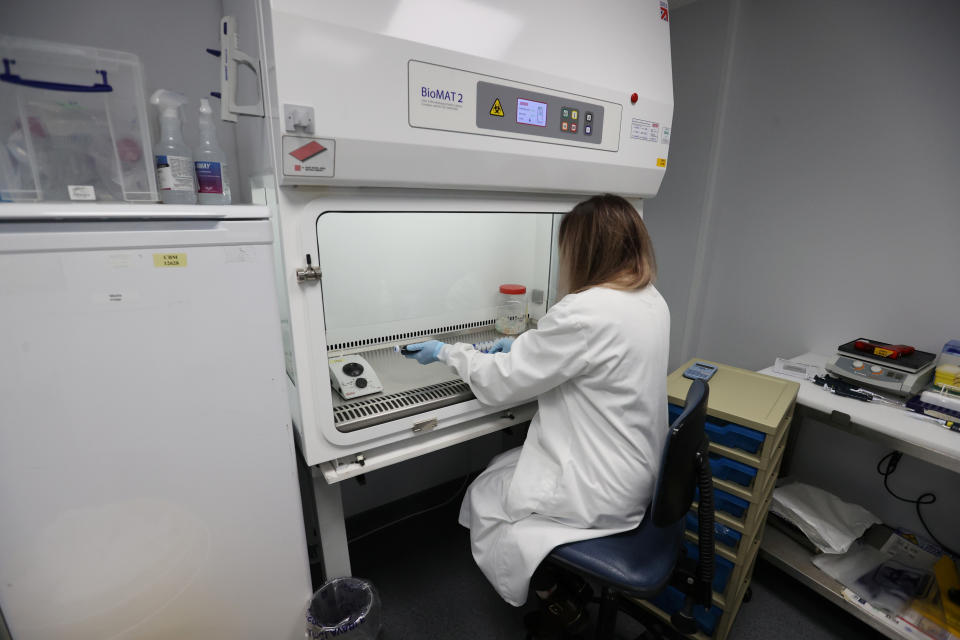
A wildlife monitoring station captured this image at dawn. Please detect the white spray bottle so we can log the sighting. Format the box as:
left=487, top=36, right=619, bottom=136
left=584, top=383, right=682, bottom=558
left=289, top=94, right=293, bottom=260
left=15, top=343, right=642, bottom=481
left=194, top=99, right=231, bottom=205
left=150, top=90, right=197, bottom=204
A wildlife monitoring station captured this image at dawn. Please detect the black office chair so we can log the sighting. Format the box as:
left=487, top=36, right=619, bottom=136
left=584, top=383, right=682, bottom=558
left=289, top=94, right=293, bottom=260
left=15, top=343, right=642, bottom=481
left=547, top=379, right=714, bottom=639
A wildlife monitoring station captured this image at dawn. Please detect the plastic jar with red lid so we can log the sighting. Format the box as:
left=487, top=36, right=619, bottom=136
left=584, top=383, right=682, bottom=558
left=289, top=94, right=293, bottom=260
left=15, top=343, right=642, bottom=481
left=495, top=284, right=527, bottom=335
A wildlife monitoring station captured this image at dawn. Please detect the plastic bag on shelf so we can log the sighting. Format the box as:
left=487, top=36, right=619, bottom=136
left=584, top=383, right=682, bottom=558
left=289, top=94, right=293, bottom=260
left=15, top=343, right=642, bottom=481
left=771, top=481, right=881, bottom=554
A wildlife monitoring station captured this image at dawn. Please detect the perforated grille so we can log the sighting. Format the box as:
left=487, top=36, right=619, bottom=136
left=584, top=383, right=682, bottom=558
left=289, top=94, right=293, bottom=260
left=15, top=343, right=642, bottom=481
left=326, top=319, right=496, bottom=352
left=333, top=379, right=474, bottom=433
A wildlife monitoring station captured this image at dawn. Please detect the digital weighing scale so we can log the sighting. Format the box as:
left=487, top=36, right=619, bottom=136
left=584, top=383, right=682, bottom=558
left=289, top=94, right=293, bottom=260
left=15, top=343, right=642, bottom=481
left=826, top=339, right=936, bottom=397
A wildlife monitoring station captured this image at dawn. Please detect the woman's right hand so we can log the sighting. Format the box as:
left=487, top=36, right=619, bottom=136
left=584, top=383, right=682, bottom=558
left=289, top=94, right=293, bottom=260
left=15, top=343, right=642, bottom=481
left=488, top=337, right=515, bottom=354
left=404, top=340, right=446, bottom=364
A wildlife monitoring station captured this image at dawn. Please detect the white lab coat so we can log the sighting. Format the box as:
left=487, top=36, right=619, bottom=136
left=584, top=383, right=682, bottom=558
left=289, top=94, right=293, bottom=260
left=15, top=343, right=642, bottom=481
left=439, top=285, right=670, bottom=606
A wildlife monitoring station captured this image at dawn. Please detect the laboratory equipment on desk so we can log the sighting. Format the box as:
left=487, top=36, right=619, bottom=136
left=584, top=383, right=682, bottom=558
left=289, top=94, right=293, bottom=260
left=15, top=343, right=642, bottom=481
left=902, top=340, right=960, bottom=430
left=495, top=284, right=528, bottom=335
left=773, top=357, right=823, bottom=381
left=329, top=354, right=384, bottom=400
left=826, top=338, right=936, bottom=396
left=0, top=35, right=157, bottom=202
left=194, top=98, right=231, bottom=204
left=813, top=374, right=890, bottom=403
left=150, top=89, right=197, bottom=204
left=682, top=361, right=718, bottom=382
left=933, top=339, right=960, bottom=394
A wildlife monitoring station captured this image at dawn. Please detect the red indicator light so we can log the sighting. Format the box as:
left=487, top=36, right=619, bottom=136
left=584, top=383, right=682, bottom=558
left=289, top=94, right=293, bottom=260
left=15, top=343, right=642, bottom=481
left=630, top=93, right=639, bottom=104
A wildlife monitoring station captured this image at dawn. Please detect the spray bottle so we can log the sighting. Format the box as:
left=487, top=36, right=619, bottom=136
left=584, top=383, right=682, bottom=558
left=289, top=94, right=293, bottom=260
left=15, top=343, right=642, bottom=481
left=150, top=90, right=197, bottom=204
left=194, top=99, right=231, bottom=205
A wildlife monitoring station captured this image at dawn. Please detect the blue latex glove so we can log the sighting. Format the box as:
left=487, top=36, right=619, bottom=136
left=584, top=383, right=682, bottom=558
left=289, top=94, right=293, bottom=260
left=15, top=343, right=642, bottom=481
left=488, top=337, right=515, bottom=354
left=404, top=340, right=446, bottom=365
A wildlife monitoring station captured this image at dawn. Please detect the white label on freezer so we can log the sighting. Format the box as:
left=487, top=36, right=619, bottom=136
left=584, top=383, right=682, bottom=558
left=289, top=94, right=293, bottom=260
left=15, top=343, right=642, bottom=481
left=224, top=246, right=256, bottom=263
left=630, top=118, right=660, bottom=143
left=153, top=253, right=187, bottom=267
left=68, top=185, right=96, bottom=200
left=93, top=290, right=142, bottom=306
left=156, top=155, right=195, bottom=191
left=662, top=127, right=671, bottom=144
left=107, top=254, right=134, bottom=270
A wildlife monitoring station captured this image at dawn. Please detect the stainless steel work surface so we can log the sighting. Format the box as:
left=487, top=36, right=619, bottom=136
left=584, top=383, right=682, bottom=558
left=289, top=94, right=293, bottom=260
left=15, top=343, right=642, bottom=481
left=330, top=326, right=511, bottom=433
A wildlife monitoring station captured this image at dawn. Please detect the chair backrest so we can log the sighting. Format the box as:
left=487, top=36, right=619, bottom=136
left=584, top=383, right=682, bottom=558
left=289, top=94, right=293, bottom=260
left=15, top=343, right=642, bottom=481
left=650, top=379, right=709, bottom=527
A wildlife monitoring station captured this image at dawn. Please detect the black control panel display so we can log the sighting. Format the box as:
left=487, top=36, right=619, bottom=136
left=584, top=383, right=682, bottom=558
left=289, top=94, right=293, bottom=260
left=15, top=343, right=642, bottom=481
left=476, top=81, right=604, bottom=144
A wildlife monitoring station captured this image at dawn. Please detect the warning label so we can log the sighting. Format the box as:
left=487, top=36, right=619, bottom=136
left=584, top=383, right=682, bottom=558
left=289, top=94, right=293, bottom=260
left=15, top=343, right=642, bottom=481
left=489, top=98, right=504, bottom=117
left=282, top=136, right=335, bottom=178
left=630, top=118, right=660, bottom=143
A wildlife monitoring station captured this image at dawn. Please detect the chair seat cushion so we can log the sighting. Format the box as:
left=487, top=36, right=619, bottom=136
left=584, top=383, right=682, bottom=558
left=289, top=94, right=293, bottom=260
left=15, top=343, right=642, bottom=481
left=548, top=514, right=683, bottom=598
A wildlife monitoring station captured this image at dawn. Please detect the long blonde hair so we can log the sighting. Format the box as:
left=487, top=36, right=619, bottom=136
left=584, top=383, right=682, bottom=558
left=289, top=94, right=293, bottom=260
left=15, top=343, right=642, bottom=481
left=558, top=194, right=657, bottom=294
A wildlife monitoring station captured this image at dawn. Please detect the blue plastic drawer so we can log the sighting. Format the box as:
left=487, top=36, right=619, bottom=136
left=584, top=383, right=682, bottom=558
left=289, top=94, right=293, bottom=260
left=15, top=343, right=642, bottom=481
left=649, top=585, right=723, bottom=636
left=704, top=417, right=766, bottom=454
left=708, top=454, right=758, bottom=488
left=668, top=403, right=684, bottom=425
left=696, top=487, right=749, bottom=519
left=684, top=541, right=734, bottom=593
left=669, top=403, right=766, bottom=455
left=685, top=512, right=742, bottom=549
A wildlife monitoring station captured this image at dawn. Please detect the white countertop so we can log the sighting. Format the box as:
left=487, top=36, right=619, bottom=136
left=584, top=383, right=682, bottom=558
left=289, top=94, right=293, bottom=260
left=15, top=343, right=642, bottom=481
left=760, top=352, right=960, bottom=473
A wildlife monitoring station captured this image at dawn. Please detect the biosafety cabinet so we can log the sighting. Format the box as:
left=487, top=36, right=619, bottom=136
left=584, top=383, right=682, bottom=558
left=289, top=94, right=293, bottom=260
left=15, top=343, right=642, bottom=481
left=231, top=0, right=675, bottom=485
left=187, top=0, right=676, bottom=578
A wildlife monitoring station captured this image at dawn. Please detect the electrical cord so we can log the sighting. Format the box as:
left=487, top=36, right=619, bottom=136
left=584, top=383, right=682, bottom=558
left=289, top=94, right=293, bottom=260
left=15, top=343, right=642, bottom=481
left=876, top=451, right=959, bottom=558
left=347, top=474, right=472, bottom=544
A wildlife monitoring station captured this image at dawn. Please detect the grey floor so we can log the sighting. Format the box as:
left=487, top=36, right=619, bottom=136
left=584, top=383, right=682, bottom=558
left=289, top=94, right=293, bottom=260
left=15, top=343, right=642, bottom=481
left=347, top=498, right=883, bottom=640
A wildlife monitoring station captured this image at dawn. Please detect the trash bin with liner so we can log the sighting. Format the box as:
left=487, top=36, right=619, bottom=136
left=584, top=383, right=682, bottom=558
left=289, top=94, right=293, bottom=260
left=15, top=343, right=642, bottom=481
left=305, top=577, right=381, bottom=639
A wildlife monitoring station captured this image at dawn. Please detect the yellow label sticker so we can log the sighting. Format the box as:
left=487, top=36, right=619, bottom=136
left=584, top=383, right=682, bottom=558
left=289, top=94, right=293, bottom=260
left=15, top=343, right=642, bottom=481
left=656, top=158, right=667, bottom=168
left=489, top=98, right=504, bottom=117
left=153, top=253, right=187, bottom=267
left=874, top=347, right=894, bottom=357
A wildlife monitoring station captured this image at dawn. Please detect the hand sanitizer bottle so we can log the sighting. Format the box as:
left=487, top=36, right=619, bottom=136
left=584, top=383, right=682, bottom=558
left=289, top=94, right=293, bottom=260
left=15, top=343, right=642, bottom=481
left=149, top=90, right=197, bottom=204
left=194, top=99, right=231, bottom=205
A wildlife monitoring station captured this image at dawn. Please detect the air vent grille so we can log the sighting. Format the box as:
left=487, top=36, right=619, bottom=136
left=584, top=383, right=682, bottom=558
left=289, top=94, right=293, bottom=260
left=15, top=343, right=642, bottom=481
left=327, top=319, right=496, bottom=352
left=333, top=379, right=474, bottom=433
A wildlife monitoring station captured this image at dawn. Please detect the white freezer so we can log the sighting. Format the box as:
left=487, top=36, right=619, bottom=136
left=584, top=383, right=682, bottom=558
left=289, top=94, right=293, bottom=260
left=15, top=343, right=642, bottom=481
left=0, top=204, right=311, bottom=640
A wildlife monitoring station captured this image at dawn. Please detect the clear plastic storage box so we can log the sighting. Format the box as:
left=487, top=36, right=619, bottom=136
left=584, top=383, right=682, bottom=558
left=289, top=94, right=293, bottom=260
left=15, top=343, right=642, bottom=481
left=0, top=35, right=157, bottom=202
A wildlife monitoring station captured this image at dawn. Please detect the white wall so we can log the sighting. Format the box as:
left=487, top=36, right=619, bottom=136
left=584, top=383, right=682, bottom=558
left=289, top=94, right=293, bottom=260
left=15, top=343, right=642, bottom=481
left=644, top=0, right=737, bottom=370
left=693, top=0, right=960, bottom=367
left=655, top=0, right=960, bottom=549
left=0, top=0, right=245, bottom=202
